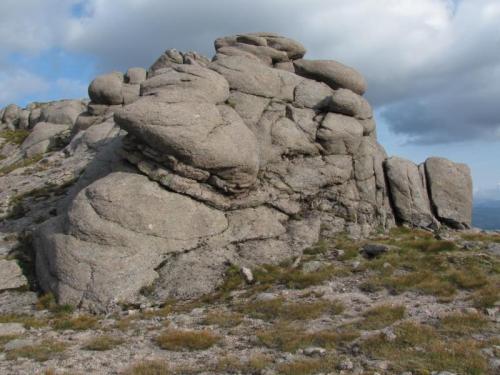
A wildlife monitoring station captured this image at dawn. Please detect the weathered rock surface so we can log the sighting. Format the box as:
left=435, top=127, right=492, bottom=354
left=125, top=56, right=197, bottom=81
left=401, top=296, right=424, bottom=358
left=0, top=32, right=472, bottom=312
left=294, top=59, right=367, bottom=95
left=425, top=157, right=473, bottom=229
left=0, top=259, right=27, bottom=290
left=21, top=122, right=70, bottom=157
left=384, top=157, right=437, bottom=228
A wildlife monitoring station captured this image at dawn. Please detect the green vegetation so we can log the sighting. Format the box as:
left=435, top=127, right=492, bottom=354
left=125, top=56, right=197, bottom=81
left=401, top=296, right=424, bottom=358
left=0, top=313, right=48, bottom=329
left=354, top=304, right=406, bottom=330
left=201, top=311, right=243, bottom=328
left=355, top=228, right=500, bottom=302
left=155, top=329, right=220, bottom=351
left=0, top=154, right=42, bottom=176
left=123, top=360, right=171, bottom=375
left=52, top=315, right=99, bottom=331
left=276, top=356, right=338, bottom=375
left=214, top=354, right=272, bottom=373
left=257, top=323, right=359, bottom=352
left=237, top=297, right=343, bottom=322
left=0, top=335, right=19, bottom=351
left=0, top=129, right=30, bottom=145
left=83, top=335, right=124, bottom=351
left=361, top=321, right=489, bottom=374
left=37, top=293, right=74, bottom=315
left=5, top=339, right=67, bottom=362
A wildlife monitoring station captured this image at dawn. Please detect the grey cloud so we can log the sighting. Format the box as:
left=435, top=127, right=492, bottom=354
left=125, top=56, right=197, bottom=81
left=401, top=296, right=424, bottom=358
left=1, top=0, right=499, bottom=144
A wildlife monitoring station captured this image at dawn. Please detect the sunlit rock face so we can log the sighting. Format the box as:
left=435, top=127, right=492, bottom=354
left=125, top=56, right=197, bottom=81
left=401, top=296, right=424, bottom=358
left=32, top=32, right=472, bottom=312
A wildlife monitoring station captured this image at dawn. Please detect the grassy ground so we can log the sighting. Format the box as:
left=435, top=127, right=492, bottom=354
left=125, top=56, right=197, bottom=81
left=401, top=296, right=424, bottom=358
left=1, top=228, right=498, bottom=374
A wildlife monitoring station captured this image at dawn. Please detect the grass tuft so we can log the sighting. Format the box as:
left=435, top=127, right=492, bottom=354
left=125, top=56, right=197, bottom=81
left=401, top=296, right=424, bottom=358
left=355, top=304, right=406, bottom=330
left=361, top=321, right=489, bottom=374
left=155, top=329, right=219, bottom=351
left=201, top=311, right=243, bottom=328
left=82, top=335, right=124, bottom=351
left=5, top=339, right=67, bottom=362
left=123, top=360, right=171, bottom=375
left=276, top=357, right=337, bottom=375
left=237, top=297, right=343, bottom=322
left=0, top=313, right=48, bottom=329
left=0, top=129, right=30, bottom=145
left=257, top=322, right=358, bottom=352
left=52, top=314, right=99, bottom=331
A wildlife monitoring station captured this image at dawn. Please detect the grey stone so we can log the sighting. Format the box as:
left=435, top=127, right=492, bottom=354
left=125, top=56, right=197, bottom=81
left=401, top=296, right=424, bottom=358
left=329, top=88, right=372, bottom=119
left=18, top=110, right=30, bottom=129
left=317, top=113, right=363, bottom=155
left=226, top=91, right=270, bottom=127
left=294, top=79, right=333, bottom=109
left=210, top=55, right=303, bottom=101
left=425, top=157, right=473, bottom=229
left=4, top=339, right=33, bottom=351
left=39, top=100, right=86, bottom=126
left=21, top=122, right=70, bottom=157
left=0, top=259, right=27, bottom=290
left=271, top=117, right=320, bottom=156
left=384, top=156, right=436, bottom=228
left=141, top=64, right=229, bottom=104
left=0, top=292, right=37, bottom=314
left=115, top=99, right=259, bottom=192
left=0, top=323, right=26, bottom=336
left=303, top=347, right=327, bottom=357
left=2, top=104, right=21, bottom=126
left=148, top=48, right=184, bottom=75
left=125, top=67, right=147, bottom=84
left=302, top=261, right=324, bottom=273
left=35, top=171, right=229, bottom=311
left=240, top=267, right=254, bottom=284
left=27, top=32, right=471, bottom=314
left=294, top=59, right=367, bottom=95
left=215, top=33, right=306, bottom=62
left=88, top=72, right=124, bottom=105
left=487, top=243, right=500, bottom=256
left=360, top=243, right=389, bottom=258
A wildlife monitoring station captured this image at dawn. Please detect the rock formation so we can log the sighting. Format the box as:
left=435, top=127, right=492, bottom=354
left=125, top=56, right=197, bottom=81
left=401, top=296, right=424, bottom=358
left=0, top=33, right=473, bottom=312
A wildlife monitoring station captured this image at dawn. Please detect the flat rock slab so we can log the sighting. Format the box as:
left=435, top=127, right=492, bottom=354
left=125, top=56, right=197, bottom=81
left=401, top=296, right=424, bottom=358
left=0, top=259, right=27, bottom=290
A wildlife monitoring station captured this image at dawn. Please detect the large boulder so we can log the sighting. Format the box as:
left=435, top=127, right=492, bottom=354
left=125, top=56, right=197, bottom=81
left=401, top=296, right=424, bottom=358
left=294, top=59, right=367, bottom=95
left=88, top=72, right=124, bottom=105
left=31, top=32, right=471, bottom=312
left=21, top=122, right=70, bottom=157
left=2, top=104, right=21, bottom=127
left=214, top=33, right=306, bottom=64
left=39, top=100, right=86, bottom=126
left=384, top=157, right=437, bottom=228
left=115, top=99, right=260, bottom=192
left=0, top=260, right=27, bottom=291
left=424, top=157, right=473, bottom=229
left=140, top=64, right=229, bottom=104
left=210, top=55, right=303, bottom=100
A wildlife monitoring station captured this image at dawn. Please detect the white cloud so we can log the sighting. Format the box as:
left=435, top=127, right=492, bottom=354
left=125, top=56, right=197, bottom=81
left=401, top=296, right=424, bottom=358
left=0, top=0, right=499, bottom=143
left=0, top=0, right=78, bottom=56
left=0, top=69, right=49, bottom=105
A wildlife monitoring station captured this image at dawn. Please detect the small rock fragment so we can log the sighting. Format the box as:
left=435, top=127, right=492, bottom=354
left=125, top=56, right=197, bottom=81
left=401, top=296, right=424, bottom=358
left=360, top=243, right=389, bottom=259
left=240, top=266, right=254, bottom=284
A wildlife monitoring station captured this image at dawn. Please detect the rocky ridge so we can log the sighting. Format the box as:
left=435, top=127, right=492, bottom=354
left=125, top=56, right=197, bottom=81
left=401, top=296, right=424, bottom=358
left=0, top=33, right=473, bottom=314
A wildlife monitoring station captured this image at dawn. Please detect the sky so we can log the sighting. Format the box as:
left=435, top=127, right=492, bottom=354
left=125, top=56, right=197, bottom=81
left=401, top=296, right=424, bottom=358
left=0, top=0, right=499, bottom=196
